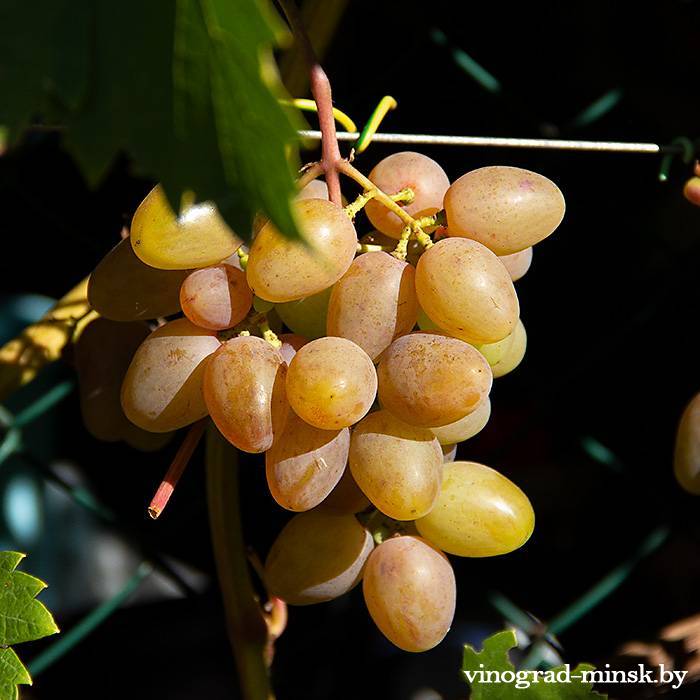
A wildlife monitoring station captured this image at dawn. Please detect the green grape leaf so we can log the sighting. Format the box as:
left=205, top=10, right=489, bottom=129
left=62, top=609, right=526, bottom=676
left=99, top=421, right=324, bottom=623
left=0, top=0, right=301, bottom=240
left=0, top=552, right=58, bottom=700
left=462, top=630, right=607, bottom=699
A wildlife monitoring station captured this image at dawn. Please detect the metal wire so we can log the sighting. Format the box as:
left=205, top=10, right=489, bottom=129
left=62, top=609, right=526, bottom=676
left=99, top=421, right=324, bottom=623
left=299, top=130, right=685, bottom=154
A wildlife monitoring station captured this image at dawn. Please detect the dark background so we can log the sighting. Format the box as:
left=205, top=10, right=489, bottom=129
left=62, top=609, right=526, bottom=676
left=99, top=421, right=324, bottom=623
left=1, top=0, right=699, bottom=698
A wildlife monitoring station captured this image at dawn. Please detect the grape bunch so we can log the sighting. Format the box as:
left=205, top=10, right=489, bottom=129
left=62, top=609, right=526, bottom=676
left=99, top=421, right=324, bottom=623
left=81, top=151, right=565, bottom=653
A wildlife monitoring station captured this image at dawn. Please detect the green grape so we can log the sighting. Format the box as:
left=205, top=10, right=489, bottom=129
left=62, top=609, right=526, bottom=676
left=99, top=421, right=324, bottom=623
left=416, top=461, right=534, bottom=557
left=88, top=238, right=189, bottom=321
left=319, top=467, right=371, bottom=514
left=499, top=247, right=533, bottom=282
left=204, top=336, right=288, bottom=453
left=416, top=307, right=440, bottom=331
left=490, top=319, right=526, bottom=378
left=276, top=286, right=332, bottom=339
left=130, top=184, right=242, bottom=269
left=265, top=510, right=374, bottom=605
left=362, top=535, right=455, bottom=652
left=349, top=410, right=442, bottom=520
left=266, top=411, right=350, bottom=511
left=364, top=152, right=450, bottom=239
left=475, top=328, right=516, bottom=367
left=430, top=396, right=491, bottom=445
left=180, top=262, right=253, bottom=330
left=253, top=296, right=275, bottom=313
left=75, top=318, right=150, bottom=441
left=287, top=337, right=377, bottom=430
left=327, top=252, right=419, bottom=361
left=674, top=392, right=700, bottom=494
left=278, top=333, right=308, bottom=365
left=246, top=199, right=357, bottom=302
left=444, top=166, right=565, bottom=255
left=442, top=444, right=457, bottom=462
left=377, top=333, right=492, bottom=428
left=416, top=238, right=519, bottom=344
left=121, top=318, right=220, bottom=432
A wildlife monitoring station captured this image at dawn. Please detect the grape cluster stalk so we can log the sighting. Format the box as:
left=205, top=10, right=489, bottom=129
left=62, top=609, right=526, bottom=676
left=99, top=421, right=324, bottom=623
left=80, top=133, right=567, bottom=653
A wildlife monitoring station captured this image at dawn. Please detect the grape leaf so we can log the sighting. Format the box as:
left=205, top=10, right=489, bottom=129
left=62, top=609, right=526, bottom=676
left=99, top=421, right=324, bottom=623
left=0, top=0, right=302, bottom=240
left=462, top=630, right=607, bottom=699
left=0, top=552, right=58, bottom=700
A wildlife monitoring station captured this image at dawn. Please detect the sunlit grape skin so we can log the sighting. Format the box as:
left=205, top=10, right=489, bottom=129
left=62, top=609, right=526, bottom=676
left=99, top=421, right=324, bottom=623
left=265, top=511, right=374, bottom=605
left=327, top=252, right=419, bottom=361
left=319, top=467, right=371, bottom=514
left=121, top=318, right=220, bottom=432
left=350, top=410, right=443, bottom=520
left=499, top=247, right=533, bottom=282
left=488, top=319, right=527, bottom=378
left=362, top=536, right=456, bottom=652
left=180, top=262, right=253, bottom=330
left=430, top=396, right=491, bottom=445
left=416, top=461, right=535, bottom=557
left=266, top=411, right=350, bottom=512
left=444, top=166, right=565, bottom=255
left=416, top=238, right=520, bottom=344
left=246, top=199, right=357, bottom=303
left=276, top=286, right=332, bottom=340
left=88, top=238, right=189, bottom=321
left=287, top=337, right=377, bottom=430
left=674, top=393, right=700, bottom=494
left=130, top=184, right=242, bottom=270
left=377, top=333, right=492, bottom=428
left=365, top=152, right=450, bottom=238
left=203, top=336, right=288, bottom=453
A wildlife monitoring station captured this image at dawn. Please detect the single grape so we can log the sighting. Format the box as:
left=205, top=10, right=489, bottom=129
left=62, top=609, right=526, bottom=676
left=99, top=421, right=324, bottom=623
left=253, top=296, right=275, bottom=313
left=265, top=510, right=374, bottom=605
left=246, top=199, right=357, bottom=302
left=430, top=396, right=491, bottom=445
left=416, top=307, right=440, bottom=331
left=475, top=327, right=516, bottom=367
left=319, top=467, right=371, bottom=514
left=364, top=152, right=450, bottom=239
left=499, top=247, right=533, bottom=282
left=122, top=422, right=174, bottom=452
left=278, top=333, right=308, bottom=365
left=442, top=444, right=457, bottom=462
left=88, top=238, right=189, bottom=321
left=349, top=410, right=442, bottom=520
left=377, top=333, right=492, bottom=427
left=489, top=319, right=526, bottom=378
left=266, top=411, right=350, bottom=512
left=674, top=392, right=700, bottom=494
left=297, top=179, right=329, bottom=200
left=683, top=176, right=700, bottom=207
left=204, top=336, right=288, bottom=453
left=286, top=337, right=377, bottom=429
left=180, top=262, right=253, bottom=330
left=416, top=237, right=519, bottom=344
left=130, top=185, right=242, bottom=269
left=444, top=166, right=565, bottom=255
left=75, top=318, right=150, bottom=441
left=276, top=286, right=332, bottom=339
left=362, top=535, right=456, bottom=652
left=416, top=461, right=534, bottom=557
left=327, top=252, right=419, bottom=361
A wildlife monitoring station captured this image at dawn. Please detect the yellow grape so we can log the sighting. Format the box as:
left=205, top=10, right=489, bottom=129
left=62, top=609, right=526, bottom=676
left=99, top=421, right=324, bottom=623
left=416, top=307, right=440, bottom=331
left=674, top=393, right=700, bottom=494
left=444, top=166, right=565, bottom=255
left=276, top=286, right=332, bottom=339
left=327, top=252, right=419, bottom=361
left=130, top=185, right=242, bottom=270
left=319, top=467, right=371, bottom=514
left=349, top=410, right=442, bottom=520
left=416, top=461, right=534, bottom=557
left=246, top=199, right=357, bottom=302
left=121, top=318, right=220, bottom=432
left=377, top=333, right=492, bottom=427
left=489, top=319, right=526, bottom=378
left=297, top=179, right=329, bottom=200
left=88, top=238, right=189, bottom=321
left=204, top=336, right=288, bottom=453
left=180, top=262, right=253, bottom=330
left=287, top=337, right=377, bottom=430
left=265, top=510, right=374, bottom=605
left=442, top=444, right=457, bottom=462
left=278, top=333, right=307, bottom=365
left=365, top=152, right=450, bottom=238
left=266, top=411, right=350, bottom=511
left=475, top=328, right=516, bottom=366
left=499, top=247, right=533, bottom=282
left=430, top=396, right=491, bottom=445
left=75, top=318, right=150, bottom=441
left=416, top=238, right=519, bottom=344
left=362, top=535, right=455, bottom=652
